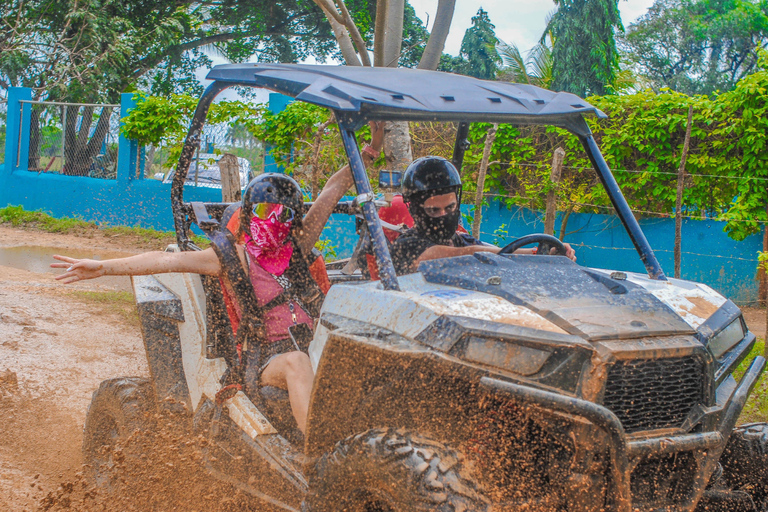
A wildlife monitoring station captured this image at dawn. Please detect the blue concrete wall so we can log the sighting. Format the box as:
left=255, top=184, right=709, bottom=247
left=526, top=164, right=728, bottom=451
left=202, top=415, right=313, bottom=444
left=0, top=169, right=223, bottom=231
left=319, top=200, right=762, bottom=304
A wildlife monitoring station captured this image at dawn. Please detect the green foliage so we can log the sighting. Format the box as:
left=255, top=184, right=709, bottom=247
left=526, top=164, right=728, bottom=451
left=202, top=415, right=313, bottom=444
left=0, top=205, right=93, bottom=232
left=548, top=0, right=623, bottom=96
left=413, top=55, right=768, bottom=243
left=0, top=0, right=359, bottom=102
left=622, top=0, right=768, bottom=95
left=120, top=93, right=264, bottom=167
left=438, top=8, right=501, bottom=79
left=497, top=39, right=554, bottom=89
left=0, top=206, right=208, bottom=247
left=314, top=238, right=338, bottom=260
left=735, top=338, right=767, bottom=423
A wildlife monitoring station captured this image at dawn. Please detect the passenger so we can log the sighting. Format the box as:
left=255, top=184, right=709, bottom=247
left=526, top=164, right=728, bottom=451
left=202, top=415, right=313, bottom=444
left=51, top=122, right=385, bottom=434
left=389, top=156, right=576, bottom=275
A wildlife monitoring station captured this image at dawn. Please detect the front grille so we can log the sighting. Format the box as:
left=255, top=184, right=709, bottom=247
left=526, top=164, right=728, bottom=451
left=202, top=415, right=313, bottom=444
left=603, top=357, right=704, bottom=433
left=631, top=452, right=697, bottom=507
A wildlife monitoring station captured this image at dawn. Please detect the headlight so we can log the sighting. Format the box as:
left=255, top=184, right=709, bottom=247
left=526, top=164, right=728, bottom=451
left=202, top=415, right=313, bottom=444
left=708, top=318, right=745, bottom=359
left=463, top=336, right=552, bottom=376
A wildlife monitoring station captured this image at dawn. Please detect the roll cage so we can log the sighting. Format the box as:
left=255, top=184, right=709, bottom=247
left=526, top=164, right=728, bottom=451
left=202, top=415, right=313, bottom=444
left=171, top=63, right=667, bottom=291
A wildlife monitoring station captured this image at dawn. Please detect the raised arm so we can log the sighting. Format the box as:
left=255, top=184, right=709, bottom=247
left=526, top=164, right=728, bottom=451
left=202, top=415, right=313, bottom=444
left=296, top=121, right=384, bottom=255
left=51, top=247, right=222, bottom=284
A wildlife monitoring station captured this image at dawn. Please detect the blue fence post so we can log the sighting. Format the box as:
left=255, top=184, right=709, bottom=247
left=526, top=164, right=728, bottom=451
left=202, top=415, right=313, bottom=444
left=264, top=92, right=293, bottom=173
left=3, top=87, right=32, bottom=174
left=117, top=93, right=141, bottom=184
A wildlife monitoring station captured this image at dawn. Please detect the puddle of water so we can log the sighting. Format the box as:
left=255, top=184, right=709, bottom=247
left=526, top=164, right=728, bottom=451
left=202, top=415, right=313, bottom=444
left=0, top=245, right=135, bottom=293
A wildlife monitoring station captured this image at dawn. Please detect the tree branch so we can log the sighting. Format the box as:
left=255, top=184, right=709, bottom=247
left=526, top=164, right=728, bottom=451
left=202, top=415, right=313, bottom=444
left=333, top=0, right=371, bottom=66
left=130, top=32, right=237, bottom=78
left=418, top=0, right=456, bottom=70
left=311, top=0, right=362, bottom=65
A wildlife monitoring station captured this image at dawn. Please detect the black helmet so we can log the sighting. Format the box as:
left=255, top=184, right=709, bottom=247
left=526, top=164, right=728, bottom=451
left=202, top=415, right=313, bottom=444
left=241, top=173, right=304, bottom=230
left=401, top=156, right=462, bottom=205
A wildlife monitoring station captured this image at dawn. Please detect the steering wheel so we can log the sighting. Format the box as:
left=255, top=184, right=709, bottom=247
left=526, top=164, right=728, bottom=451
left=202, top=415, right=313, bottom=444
left=499, top=233, right=568, bottom=256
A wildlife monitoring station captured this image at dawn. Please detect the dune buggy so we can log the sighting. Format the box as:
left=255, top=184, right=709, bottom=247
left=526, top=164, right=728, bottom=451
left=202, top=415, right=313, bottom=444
left=82, top=64, right=767, bottom=512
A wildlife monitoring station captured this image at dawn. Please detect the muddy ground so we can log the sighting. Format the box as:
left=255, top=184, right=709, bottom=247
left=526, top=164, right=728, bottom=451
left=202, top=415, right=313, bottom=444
left=0, top=227, right=259, bottom=511
left=1, top=225, right=766, bottom=511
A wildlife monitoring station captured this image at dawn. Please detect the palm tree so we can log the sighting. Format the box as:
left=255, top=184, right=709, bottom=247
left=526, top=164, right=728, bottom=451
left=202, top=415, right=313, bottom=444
left=497, top=37, right=554, bottom=89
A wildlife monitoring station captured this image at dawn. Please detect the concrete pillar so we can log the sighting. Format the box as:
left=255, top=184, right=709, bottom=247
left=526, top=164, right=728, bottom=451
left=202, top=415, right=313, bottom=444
left=117, top=93, right=144, bottom=184
left=3, top=87, right=32, bottom=174
left=264, top=93, right=293, bottom=174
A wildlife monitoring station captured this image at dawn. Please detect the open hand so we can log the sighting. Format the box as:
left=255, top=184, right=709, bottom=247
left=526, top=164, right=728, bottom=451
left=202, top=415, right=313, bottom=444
left=51, top=255, right=106, bottom=283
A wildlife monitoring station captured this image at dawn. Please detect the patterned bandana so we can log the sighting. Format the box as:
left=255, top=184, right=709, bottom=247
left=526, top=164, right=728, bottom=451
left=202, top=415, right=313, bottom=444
left=244, top=213, right=293, bottom=275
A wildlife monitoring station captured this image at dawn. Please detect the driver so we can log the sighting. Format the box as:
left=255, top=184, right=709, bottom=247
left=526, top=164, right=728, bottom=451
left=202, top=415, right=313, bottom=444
left=390, top=156, right=576, bottom=275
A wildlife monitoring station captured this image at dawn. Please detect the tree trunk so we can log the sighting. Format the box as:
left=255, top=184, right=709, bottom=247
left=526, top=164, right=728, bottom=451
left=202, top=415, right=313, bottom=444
left=383, top=121, right=413, bottom=173
left=382, top=0, right=405, bottom=67
left=674, top=105, right=694, bottom=279
left=312, top=0, right=362, bottom=65
left=544, top=147, right=565, bottom=235
left=62, top=105, right=80, bottom=175
left=316, top=0, right=459, bottom=176
left=28, top=106, right=41, bottom=171
left=418, top=0, right=457, bottom=69
left=62, top=105, right=113, bottom=176
left=559, top=206, right=574, bottom=240
left=472, top=124, right=498, bottom=239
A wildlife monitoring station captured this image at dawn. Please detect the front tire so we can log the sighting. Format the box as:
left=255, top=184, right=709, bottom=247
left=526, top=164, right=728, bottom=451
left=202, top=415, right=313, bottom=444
left=720, top=423, right=768, bottom=508
left=82, top=377, right=156, bottom=493
left=305, top=428, right=490, bottom=512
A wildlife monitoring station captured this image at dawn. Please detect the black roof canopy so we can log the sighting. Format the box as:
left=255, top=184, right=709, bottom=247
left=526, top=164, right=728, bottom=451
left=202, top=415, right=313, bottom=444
left=206, top=63, right=606, bottom=132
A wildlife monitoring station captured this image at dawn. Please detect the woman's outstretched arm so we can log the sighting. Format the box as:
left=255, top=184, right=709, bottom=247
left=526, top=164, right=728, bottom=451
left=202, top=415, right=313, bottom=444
left=51, top=247, right=222, bottom=284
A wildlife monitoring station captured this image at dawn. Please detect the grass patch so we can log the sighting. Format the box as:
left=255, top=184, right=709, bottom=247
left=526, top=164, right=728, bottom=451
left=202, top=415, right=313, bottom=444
left=0, top=205, right=209, bottom=249
left=68, top=290, right=140, bottom=328
left=735, top=338, right=767, bottom=423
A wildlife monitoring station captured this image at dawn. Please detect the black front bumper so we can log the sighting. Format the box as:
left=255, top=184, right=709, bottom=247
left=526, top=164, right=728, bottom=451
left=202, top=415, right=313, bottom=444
left=480, top=354, right=766, bottom=512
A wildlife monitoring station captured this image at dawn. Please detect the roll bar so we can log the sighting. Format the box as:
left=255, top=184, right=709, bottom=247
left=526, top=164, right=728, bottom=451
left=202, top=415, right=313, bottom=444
left=170, top=79, right=667, bottom=282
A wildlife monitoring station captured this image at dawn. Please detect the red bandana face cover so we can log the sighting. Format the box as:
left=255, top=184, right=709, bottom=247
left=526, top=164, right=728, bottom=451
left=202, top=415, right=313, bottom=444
left=244, top=204, right=294, bottom=275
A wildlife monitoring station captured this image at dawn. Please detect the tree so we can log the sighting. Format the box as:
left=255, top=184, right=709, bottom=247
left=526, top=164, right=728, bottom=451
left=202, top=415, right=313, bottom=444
left=0, top=0, right=348, bottom=174
left=0, top=1, right=347, bottom=104
left=621, top=0, right=768, bottom=95
left=309, top=0, right=458, bottom=171
left=453, top=8, right=502, bottom=79
left=496, top=37, right=554, bottom=88
left=547, top=0, right=623, bottom=97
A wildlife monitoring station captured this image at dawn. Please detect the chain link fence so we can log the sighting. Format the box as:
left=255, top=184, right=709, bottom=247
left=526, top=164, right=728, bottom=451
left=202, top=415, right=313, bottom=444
left=0, top=99, right=7, bottom=166
left=148, top=122, right=264, bottom=189
left=22, top=100, right=120, bottom=179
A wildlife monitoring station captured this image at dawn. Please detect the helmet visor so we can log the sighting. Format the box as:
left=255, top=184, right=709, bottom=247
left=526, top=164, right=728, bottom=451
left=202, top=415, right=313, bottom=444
left=252, top=203, right=295, bottom=224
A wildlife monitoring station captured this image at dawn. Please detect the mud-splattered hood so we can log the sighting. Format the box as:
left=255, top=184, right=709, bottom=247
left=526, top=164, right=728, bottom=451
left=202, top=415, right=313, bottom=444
left=419, top=253, right=696, bottom=341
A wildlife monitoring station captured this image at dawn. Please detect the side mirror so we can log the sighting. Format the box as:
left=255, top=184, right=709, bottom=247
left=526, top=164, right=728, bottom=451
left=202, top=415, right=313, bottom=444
left=378, top=170, right=403, bottom=192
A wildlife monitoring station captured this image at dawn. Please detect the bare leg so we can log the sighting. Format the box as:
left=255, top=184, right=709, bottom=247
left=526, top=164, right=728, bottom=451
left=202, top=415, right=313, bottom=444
left=260, top=351, right=314, bottom=434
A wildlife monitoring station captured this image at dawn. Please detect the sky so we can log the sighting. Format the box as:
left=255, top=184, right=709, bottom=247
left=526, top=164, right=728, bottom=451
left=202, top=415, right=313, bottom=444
left=408, top=0, right=656, bottom=56
left=205, top=0, right=657, bottom=101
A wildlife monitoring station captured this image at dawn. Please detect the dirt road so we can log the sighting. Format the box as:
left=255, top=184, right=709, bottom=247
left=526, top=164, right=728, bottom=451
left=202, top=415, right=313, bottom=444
left=0, top=227, right=148, bottom=511
left=1, top=224, right=766, bottom=511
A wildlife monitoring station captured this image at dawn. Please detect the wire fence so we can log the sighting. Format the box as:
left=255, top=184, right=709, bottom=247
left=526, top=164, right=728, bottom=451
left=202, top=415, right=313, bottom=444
left=21, top=100, right=121, bottom=179
left=0, top=99, right=7, bottom=166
